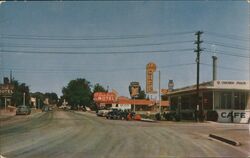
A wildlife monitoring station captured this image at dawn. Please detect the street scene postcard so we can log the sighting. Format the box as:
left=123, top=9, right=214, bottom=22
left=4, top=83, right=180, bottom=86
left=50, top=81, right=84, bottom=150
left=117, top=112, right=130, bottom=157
left=0, top=1, right=250, bottom=158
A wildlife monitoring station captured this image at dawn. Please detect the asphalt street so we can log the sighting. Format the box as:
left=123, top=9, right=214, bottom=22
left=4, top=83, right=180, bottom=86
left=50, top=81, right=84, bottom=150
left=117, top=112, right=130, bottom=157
left=0, top=110, right=249, bottom=158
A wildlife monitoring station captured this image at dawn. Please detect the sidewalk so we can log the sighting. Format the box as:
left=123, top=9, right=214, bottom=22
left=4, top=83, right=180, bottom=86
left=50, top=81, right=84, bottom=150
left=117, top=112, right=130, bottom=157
left=0, top=109, right=16, bottom=121
left=0, top=108, right=43, bottom=126
left=207, top=122, right=250, bottom=154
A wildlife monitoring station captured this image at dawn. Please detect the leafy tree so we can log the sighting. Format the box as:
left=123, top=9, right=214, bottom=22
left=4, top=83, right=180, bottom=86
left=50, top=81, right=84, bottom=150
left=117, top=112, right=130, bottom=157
left=93, top=83, right=106, bottom=93
left=30, top=92, right=45, bottom=108
left=62, top=78, right=92, bottom=107
left=44, top=92, right=58, bottom=104
left=136, top=90, right=146, bottom=99
left=11, top=80, right=30, bottom=106
left=161, top=94, right=168, bottom=101
left=57, top=96, right=66, bottom=107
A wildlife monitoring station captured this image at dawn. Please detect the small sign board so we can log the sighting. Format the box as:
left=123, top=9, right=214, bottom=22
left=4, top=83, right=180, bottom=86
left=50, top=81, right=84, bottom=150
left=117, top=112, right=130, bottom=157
left=0, top=84, right=14, bottom=96
left=129, top=82, right=141, bottom=98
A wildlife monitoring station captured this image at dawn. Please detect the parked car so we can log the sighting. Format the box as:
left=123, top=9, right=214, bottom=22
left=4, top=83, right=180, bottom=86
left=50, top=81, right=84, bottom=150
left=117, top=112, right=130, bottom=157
left=97, top=109, right=111, bottom=117
left=106, top=111, right=120, bottom=120
left=16, top=105, right=31, bottom=115
left=106, top=110, right=128, bottom=120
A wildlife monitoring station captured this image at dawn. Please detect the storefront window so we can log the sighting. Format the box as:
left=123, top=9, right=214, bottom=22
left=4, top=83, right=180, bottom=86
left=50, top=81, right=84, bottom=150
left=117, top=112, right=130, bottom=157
left=234, top=92, right=246, bottom=110
left=170, top=97, right=178, bottom=111
left=220, top=92, right=232, bottom=109
left=181, top=96, right=190, bottom=110
left=203, top=92, right=213, bottom=110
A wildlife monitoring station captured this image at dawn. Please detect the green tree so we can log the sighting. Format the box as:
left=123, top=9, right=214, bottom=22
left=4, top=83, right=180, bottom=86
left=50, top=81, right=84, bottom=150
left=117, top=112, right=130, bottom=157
left=62, top=78, right=92, bottom=107
left=136, top=90, right=146, bottom=99
left=30, top=92, right=45, bottom=108
left=93, top=83, right=106, bottom=93
left=11, top=80, right=30, bottom=106
left=44, top=92, right=58, bottom=104
left=161, top=94, right=168, bottom=101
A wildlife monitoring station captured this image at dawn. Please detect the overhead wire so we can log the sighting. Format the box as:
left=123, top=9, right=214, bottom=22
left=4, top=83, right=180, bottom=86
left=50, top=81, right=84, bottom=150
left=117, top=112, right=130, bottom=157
left=204, top=40, right=249, bottom=51
left=201, top=63, right=249, bottom=72
left=1, top=31, right=194, bottom=40
left=204, top=49, right=250, bottom=59
left=3, top=63, right=196, bottom=73
left=2, top=48, right=194, bottom=55
left=204, top=31, right=250, bottom=42
left=0, top=40, right=193, bottom=49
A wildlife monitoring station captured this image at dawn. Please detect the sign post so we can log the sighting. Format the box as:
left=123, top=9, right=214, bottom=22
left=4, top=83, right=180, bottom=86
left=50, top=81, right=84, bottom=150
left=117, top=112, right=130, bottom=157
left=158, top=70, right=161, bottom=115
left=129, top=82, right=141, bottom=112
left=0, top=84, right=14, bottom=111
left=4, top=97, right=7, bottom=111
left=23, top=92, right=26, bottom=105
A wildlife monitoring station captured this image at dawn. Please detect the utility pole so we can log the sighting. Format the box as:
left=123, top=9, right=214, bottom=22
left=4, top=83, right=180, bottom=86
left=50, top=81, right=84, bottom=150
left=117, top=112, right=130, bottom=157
left=158, top=70, right=161, bottom=115
left=10, top=70, right=12, bottom=83
left=194, top=31, right=203, bottom=122
left=23, top=92, right=26, bottom=105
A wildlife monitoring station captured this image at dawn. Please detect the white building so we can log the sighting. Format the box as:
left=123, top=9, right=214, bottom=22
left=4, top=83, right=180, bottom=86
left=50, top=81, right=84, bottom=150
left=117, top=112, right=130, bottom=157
left=167, top=80, right=250, bottom=123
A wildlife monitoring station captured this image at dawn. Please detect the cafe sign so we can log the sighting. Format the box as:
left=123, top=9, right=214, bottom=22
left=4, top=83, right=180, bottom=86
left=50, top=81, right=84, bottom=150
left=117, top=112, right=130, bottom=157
left=216, top=110, right=250, bottom=123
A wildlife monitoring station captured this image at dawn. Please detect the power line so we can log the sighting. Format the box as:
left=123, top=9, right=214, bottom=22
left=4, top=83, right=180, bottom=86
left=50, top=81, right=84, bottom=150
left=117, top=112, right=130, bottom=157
left=2, top=48, right=194, bottom=55
left=0, top=40, right=193, bottom=49
left=204, top=31, right=250, bottom=41
left=201, top=63, right=249, bottom=72
left=3, top=63, right=196, bottom=73
left=204, top=41, right=249, bottom=51
left=1, top=31, right=194, bottom=41
left=204, top=49, right=250, bottom=59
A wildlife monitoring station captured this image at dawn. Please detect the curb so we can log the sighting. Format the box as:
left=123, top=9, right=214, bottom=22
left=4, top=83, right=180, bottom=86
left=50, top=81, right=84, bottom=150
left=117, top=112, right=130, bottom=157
left=209, top=134, right=241, bottom=146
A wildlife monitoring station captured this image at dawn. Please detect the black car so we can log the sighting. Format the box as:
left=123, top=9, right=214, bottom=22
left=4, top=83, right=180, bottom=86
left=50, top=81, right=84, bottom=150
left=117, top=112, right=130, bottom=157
left=106, top=110, right=121, bottom=120
left=106, top=110, right=128, bottom=120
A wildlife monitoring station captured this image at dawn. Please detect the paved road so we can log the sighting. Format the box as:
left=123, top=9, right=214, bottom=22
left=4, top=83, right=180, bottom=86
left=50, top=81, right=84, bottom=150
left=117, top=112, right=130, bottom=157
left=0, top=110, right=249, bottom=158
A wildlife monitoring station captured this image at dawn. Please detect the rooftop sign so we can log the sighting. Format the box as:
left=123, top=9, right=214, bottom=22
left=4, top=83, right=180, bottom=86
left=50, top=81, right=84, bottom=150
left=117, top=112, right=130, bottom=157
left=93, top=92, right=116, bottom=103
left=213, top=80, right=250, bottom=90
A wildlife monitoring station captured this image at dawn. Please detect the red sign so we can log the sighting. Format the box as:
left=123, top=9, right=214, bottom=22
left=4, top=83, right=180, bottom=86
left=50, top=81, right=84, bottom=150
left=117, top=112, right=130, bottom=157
left=93, top=92, right=116, bottom=103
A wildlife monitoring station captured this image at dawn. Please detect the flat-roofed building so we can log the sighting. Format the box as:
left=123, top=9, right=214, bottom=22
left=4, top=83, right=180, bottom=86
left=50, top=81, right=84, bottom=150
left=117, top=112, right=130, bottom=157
left=167, top=80, right=250, bottom=123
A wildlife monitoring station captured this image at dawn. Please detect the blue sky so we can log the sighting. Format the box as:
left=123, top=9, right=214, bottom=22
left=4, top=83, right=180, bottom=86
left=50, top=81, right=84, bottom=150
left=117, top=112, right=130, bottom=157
left=0, top=1, right=249, bottom=97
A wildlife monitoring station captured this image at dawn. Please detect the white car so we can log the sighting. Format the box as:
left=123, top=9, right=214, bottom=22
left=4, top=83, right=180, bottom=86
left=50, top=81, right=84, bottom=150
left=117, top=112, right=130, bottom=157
left=97, top=109, right=111, bottom=117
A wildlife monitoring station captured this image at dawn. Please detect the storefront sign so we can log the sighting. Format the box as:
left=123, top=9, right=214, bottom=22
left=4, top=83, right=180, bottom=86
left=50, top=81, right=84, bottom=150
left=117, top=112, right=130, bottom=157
left=216, top=110, right=250, bottom=123
left=161, top=89, right=168, bottom=95
left=118, top=104, right=131, bottom=110
left=146, top=62, right=157, bottom=94
left=168, top=80, right=174, bottom=91
left=93, top=92, right=116, bottom=103
left=213, top=80, right=249, bottom=90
